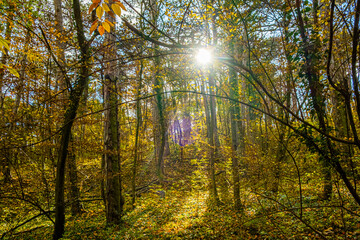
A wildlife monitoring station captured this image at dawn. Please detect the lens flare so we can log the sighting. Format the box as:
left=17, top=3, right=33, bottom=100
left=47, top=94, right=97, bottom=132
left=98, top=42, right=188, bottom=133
left=195, top=48, right=212, bottom=65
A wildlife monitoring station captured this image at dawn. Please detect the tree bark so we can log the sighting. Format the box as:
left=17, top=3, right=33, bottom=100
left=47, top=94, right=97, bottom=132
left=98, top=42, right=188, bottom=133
left=150, top=0, right=166, bottom=180
left=295, top=0, right=333, bottom=200
left=103, top=2, right=123, bottom=225
left=67, top=134, right=83, bottom=215
left=207, top=0, right=220, bottom=204
left=53, top=0, right=90, bottom=238
left=53, top=0, right=66, bottom=94
left=132, top=60, right=143, bottom=207
left=54, top=0, right=82, bottom=217
left=229, top=40, right=242, bottom=211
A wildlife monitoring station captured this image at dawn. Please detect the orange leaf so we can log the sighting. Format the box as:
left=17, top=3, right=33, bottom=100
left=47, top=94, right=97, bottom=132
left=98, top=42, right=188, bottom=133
left=92, top=0, right=100, bottom=3
left=90, top=20, right=98, bottom=34
left=115, top=1, right=126, bottom=11
left=108, top=11, right=115, bottom=18
left=88, top=2, right=98, bottom=14
left=98, top=25, right=105, bottom=36
left=105, top=19, right=115, bottom=27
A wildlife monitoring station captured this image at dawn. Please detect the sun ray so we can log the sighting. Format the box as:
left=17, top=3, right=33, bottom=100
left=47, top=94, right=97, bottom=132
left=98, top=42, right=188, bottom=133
left=195, top=48, right=212, bottom=65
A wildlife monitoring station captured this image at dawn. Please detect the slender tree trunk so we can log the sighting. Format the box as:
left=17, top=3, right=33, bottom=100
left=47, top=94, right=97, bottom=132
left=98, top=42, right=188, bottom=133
left=153, top=56, right=166, bottom=179
left=295, top=0, right=339, bottom=201
left=54, top=0, right=82, bottom=216
left=229, top=41, right=242, bottom=211
left=53, top=0, right=90, bottom=238
left=207, top=0, right=220, bottom=204
left=202, top=84, right=211, bottom=139
left=0, top=1, right=13, bottom=107
left=53, top=0, right=66, bottom=94
left=272, top=126, right=287, bottom=193
left=1, top=8, right=15, bottom=183
left=351, top=0, right=360, bottom=121
left=202, top=76, right=218, bottom=203
left=132, top=61, right=143, bottom=207
left=208, top=81, right=219, bottom=204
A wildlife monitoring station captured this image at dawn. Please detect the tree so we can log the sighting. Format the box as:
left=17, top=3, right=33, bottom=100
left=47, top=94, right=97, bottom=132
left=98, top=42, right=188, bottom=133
left=103, top=1, right=123, bottom=225
left=2, top=0, right=360, bottom=239
left=53, top=0, right=90, bottom=238
left=150, top=0, right=167, bottom=180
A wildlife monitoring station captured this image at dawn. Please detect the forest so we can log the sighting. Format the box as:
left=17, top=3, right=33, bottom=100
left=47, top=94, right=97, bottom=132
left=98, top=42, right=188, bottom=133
left=1, top=0, right=360, bottom=239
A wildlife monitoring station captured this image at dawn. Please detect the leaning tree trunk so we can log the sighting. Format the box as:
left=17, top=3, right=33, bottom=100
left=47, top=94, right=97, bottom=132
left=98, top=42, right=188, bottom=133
left=295, top=0, right=360, bottom=203
left=53, top=0, right=90, bottom=238
left=54, top=0, right=82, bottom=216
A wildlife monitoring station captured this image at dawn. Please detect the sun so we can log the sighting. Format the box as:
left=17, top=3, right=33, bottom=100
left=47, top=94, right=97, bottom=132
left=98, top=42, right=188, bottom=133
left=195, top=48, right=212, bottom=65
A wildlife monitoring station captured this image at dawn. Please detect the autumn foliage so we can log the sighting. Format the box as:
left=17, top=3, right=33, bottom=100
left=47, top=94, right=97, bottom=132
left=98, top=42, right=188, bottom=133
left=1, top=0, right=360, bottom=239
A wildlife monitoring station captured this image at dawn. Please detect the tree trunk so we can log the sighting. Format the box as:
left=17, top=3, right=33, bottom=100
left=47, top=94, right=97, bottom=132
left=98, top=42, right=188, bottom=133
left=295, top=0, right=333, bottom=200
left=150, top=0, right=166, bottom=180
left=53, top=0, right=66, bottom=94
left=54, top=0, right=82, bottom=217
left=1, top=7, right=15, bottom=183
left=229, top=40, right=242, bottom=211
left=104, top=74, right=122, bottom=225
left=0, top=2, right=13, bottom=108
left=53, top=0, right=89, bottom=238
left=202, top=84, right=211, bottom=139
left=152, top=57, right=166, bottom=179
left=67, top=134, right=83, bottom=215
left=132, top=60, right=143, bottom=207
left=103, top=2, right=123, bottom=225
left=207, top=0, right=220, bottom=204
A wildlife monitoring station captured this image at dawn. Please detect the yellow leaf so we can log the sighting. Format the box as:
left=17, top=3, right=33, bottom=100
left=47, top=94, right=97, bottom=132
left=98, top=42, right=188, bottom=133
left=0, top=38, right=10, bottom=50
left=96, top=6, right=104, bottom=19
left=103, top=21, right=110, bottom=32
left=98, top=25, right=105, bottom=36
left=115, top=1, right=126, bottom=11
left=102, top=3, right=110, bottom=12
left=111, top=4, right=121, bottom=16
left=8, top=67, right=19, bottom=77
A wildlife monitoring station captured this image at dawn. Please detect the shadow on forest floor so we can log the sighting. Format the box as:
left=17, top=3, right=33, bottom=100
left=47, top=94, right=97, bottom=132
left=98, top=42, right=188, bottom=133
left=3, top=186, right=360, bottom=239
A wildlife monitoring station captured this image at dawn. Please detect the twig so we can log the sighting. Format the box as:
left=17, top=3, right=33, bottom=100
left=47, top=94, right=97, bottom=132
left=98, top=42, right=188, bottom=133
left=1, top=211, right=53, bottom=239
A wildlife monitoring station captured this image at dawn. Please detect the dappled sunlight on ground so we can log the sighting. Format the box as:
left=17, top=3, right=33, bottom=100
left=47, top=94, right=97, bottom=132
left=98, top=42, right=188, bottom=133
left=162, top=191, right=207, bottom=233
left=124, top=190, right=210, bottom=238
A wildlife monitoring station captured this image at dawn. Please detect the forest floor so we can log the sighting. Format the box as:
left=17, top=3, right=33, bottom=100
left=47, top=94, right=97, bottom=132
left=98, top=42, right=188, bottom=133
left=2, top=185, right=360, bottom=240
left=1, top=162, right=360, bottom=240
